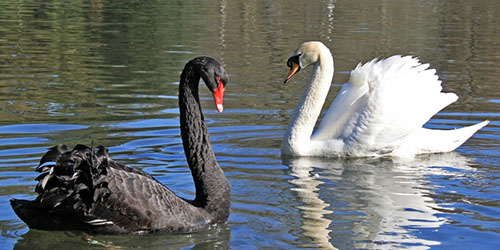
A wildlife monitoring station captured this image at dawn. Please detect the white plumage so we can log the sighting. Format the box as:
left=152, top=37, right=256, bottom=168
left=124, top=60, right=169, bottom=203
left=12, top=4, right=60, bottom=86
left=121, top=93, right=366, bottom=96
left=282, top=41, right=488, bottom=157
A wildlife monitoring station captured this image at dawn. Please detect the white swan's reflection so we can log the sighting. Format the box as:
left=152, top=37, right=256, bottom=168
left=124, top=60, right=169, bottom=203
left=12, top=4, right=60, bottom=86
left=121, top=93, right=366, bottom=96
left=283, top=152, right=474, bottom=249
left=287, top=157, right=337, bottom=250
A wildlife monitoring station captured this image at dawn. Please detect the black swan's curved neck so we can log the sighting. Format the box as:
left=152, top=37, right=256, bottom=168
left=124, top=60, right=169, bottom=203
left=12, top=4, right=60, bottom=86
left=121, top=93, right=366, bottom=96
left=178, top=61, right=230, bottom=218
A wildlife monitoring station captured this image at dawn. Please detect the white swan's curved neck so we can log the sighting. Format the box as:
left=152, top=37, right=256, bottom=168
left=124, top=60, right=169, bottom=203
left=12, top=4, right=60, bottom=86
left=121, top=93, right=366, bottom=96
left=282, top=50, right=334, bottom=155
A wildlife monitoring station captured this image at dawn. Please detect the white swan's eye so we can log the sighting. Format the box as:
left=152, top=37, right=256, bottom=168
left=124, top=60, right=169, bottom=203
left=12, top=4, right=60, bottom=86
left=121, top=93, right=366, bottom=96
left=287, top=54, right=301, bottom=68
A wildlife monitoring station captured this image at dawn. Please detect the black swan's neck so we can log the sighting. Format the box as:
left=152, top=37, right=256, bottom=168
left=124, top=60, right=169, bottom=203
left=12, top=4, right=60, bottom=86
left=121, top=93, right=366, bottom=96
left=178, top=63, right=230, bottom=220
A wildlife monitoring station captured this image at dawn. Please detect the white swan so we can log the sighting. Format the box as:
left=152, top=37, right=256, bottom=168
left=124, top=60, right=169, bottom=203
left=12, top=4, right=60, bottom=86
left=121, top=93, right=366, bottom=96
left=282, top=41, right=488, bottom=157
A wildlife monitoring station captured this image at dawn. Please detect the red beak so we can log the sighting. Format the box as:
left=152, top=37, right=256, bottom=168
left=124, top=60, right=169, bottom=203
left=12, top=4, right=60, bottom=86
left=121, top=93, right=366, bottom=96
left=213, top=77, right=225, bottom=113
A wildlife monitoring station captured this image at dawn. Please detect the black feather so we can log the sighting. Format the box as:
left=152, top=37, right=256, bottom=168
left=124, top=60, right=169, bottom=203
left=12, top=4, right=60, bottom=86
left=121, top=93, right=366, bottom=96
left=37, top=145, right=68, bottom=170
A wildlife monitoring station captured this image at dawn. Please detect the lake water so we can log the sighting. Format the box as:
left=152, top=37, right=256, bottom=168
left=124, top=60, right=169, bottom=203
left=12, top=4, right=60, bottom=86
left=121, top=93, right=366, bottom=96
left=1, top=0, right=499, bottom=249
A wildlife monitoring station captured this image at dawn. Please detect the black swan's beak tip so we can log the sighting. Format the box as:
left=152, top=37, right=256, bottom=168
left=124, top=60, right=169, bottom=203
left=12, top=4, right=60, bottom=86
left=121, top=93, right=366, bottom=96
left=216, top=104, right=223, bottom=113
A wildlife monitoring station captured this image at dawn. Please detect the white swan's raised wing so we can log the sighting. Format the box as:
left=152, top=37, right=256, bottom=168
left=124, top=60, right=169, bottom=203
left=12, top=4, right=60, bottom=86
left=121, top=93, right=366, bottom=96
left=313, top=56, right=463, bottom=154
left=311, top=71, right=368, bottom=141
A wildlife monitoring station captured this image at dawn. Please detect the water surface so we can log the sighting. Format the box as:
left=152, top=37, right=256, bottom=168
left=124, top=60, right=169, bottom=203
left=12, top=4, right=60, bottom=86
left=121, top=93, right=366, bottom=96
left=1, top=0, right=499, bottom=249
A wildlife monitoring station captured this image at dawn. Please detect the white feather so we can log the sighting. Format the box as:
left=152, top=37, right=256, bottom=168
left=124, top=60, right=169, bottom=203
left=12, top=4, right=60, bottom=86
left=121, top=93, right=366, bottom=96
left=86, top=219, right=114, bottom=226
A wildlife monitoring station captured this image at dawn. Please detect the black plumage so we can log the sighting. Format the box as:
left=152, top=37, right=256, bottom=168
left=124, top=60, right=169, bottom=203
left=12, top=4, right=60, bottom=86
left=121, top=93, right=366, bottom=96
left=10, top=56, right=231, bottom=234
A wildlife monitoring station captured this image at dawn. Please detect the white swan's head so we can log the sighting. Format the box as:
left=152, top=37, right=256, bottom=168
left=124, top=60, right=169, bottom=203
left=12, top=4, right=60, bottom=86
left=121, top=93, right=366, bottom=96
left=284, top=41, right=329, bottom=83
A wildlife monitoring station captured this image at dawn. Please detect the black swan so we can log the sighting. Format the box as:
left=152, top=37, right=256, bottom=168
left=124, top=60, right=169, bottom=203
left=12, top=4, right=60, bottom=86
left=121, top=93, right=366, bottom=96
left=10, top=56, right=230, bottom=234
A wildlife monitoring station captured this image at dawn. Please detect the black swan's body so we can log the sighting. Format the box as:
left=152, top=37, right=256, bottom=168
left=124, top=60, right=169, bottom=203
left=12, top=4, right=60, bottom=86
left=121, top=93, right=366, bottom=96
left=10, top=57, right=230, bottom=234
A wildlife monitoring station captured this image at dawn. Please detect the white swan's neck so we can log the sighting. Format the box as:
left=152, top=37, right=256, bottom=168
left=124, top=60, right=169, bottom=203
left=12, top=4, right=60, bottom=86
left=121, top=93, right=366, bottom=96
left=282, top=49, right=334, bottom=156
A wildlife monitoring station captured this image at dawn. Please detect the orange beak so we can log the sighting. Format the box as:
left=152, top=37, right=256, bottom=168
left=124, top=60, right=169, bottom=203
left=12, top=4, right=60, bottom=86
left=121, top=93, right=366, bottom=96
left=213, top=77, right=225, bottom=113
left=284, top=61, right=300, bottom=83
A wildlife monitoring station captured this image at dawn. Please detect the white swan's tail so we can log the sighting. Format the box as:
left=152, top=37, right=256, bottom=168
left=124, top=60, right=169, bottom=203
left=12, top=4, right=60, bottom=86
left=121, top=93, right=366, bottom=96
left=394, top=120, right=489, bottom=156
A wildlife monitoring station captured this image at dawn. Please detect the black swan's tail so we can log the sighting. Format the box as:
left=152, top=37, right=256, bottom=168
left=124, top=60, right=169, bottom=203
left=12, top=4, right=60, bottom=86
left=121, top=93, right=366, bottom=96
left=10, top=144, right=111, bottom=230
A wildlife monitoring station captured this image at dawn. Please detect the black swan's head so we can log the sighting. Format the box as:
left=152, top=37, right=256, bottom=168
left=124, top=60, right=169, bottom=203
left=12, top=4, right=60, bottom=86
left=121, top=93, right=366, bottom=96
left=191, top=57, right=228, bottom=113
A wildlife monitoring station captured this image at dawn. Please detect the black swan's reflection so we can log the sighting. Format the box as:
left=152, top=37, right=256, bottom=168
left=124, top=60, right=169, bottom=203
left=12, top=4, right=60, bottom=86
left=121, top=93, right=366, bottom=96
left=14, top=224, right=231, bottom=249
left=283, top=152, right=475, bottom=249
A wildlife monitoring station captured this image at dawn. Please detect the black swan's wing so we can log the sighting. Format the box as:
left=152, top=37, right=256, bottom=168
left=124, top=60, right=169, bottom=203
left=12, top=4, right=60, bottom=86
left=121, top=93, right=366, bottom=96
left=89, top=158, right=208, bottom=233
left=11, top=144, right=109, bottom=231
left=11, top=144, right=203, bottom=233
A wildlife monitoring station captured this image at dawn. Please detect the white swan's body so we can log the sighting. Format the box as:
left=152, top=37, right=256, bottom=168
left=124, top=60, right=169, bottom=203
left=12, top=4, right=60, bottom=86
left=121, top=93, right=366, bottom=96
left=282, top=41, right=488, bottom=157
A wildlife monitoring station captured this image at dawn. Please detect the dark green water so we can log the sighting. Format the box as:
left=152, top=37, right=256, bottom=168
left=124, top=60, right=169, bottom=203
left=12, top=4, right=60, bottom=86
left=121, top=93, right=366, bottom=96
left=1, top=0, right=499, bottom=249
